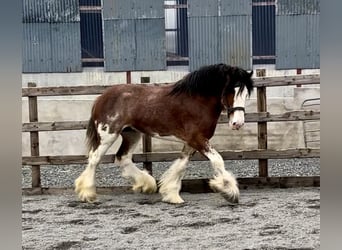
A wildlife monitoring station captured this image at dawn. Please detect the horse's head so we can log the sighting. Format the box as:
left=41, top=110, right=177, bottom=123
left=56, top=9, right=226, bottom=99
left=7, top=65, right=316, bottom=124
left=221, top=66, right=254, bottom=130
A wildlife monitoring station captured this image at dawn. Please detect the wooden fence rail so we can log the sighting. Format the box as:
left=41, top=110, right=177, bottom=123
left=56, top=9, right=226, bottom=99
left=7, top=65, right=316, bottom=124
left=22, top=75, right=320, bottom=191
left=22, top=111, right=320, bottom=132
left=22, top=75, right=320, bottom=97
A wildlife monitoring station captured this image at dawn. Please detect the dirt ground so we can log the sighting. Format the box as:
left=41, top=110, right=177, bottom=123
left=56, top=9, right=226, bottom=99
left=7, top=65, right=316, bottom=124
left=22, top=187, right=320, bottom=250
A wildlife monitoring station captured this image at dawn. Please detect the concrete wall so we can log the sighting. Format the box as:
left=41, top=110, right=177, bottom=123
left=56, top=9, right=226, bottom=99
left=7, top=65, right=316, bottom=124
left=22, top=66, right=320, bottom=157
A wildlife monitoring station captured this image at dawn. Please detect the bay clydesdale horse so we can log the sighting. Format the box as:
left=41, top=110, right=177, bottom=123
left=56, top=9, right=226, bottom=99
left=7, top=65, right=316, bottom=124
left=75, top=64, right=254, bottom=204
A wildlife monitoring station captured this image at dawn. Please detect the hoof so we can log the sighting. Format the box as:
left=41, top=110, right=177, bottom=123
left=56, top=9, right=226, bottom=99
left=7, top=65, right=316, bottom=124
left=209, top=176, right=240, bottom=204
left=161, top=194, right=185, bottom=204
left=132, top=171, right=157, bottom=194
left=219, top=191, right=239, bottom=204
left=75, top=178, right=97, bottom=203
left=77, top=189, right=97, bottom=203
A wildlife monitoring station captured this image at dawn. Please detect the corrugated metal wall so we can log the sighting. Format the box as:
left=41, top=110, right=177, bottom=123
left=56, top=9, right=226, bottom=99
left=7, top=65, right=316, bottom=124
left=188, top=0, right=252, bottom=71
left=22, top=0, right=82, bottom=72
left=276, top=0, right=320, bottom=69
left=22, top=0, right=320, bottom=73
left=103, top=0, right=166, bottom=71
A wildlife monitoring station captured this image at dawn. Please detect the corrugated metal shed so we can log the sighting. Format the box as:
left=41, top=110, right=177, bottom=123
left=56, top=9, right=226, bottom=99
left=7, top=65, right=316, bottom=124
left=22, top=0, right=82, bottom=72
left=103, top=0, right=166, bottom=71
left=188, top=0, right=252, bottom=71
left=276, top=0, right=320, bottom=69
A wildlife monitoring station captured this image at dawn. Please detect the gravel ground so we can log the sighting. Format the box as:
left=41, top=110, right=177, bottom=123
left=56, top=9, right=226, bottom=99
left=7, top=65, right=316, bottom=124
left=22, top=159, right=320, bottom=188
left=22, top=159, right=320, bottom=249
left=22, top=188, right=320, bottom=250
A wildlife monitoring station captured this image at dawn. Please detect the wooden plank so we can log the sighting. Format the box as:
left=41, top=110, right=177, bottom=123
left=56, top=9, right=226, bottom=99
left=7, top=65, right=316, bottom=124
left=22, top=111, right=320, bottom=132
left=22, top=75, right=320, bottom=97
left=28, top=82, right=41, bottom=188
left=22, top=176, right=320, bottom=195
left=142, top=134, right=153, bottom=174
left=253, top=74, right=320, bottom=87
left=181, top=176, right=320, bottom=193
left=257, top=86, right=268, bottom=177
left=22, top=85, right=111, bottom=97
left=218, top=110, right=320, bottom=124
left=22, top=148, right=320, bottom=165
left=22, top=121, right=88, bottom=132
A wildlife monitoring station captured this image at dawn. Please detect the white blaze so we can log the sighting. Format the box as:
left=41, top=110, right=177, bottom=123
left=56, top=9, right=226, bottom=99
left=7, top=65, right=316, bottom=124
left=229, top=87, right=248, bottom=129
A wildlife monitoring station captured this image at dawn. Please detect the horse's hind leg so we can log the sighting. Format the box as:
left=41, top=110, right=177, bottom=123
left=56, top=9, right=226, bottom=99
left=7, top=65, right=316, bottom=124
left=75, top=125, right=119, bottom=203
left=159, top=144, right=195, bottom=204
left=116, top=128, right=157, bottom=193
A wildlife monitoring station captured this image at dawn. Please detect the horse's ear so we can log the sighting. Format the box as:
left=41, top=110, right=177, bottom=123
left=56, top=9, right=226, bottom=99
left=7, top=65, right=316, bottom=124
left=249, top=71, right=253, bottom=77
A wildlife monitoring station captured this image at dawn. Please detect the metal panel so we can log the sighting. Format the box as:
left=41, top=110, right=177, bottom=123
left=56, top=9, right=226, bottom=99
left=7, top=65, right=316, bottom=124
left=134, top=0, right=164, bottom=19
left=277, top=0, right=320, bottom=15
left=22, top=0, right=82, bottom=72
left=103, top=0, right=166, bottom=71
left=135, top=19, right=166, bottom=70
left=188, top=17, right=219, bottom=70
left=50, top=23, right=82, bottom=72
left=103, top=0, right=135, bottom=20
left=23, top=0, right=80, bottom=23
left=103, top=19, right=136, bottom=71
left=220, top=0, right=251, bottom=16
left=220, top=16, right=252, bottom=69
left=188, top=0, right=218, bottom=17
left=276, top=0, right=320, bottom=69
left=22, top=23, right=52, bottom=72
left=103, top=0, right=163, bottom=20
left=188, top=0, right=252, bottom=71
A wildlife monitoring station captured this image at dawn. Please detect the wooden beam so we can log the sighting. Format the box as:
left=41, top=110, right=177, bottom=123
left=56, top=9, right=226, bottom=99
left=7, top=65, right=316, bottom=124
left=28, top=83, right=41, bottom=188
left=253, top=74, right=320, bottom=87
left=257, top=86, right=268, bottom=177
left=22, top=75, right=320, bottom=97
left=141, top=76, right=152, bottom=174
left=22, top=85, right=111, bottom=97
left=22, top=148, right=320, bottom=166
left=22, top=110, right=320, bottom=132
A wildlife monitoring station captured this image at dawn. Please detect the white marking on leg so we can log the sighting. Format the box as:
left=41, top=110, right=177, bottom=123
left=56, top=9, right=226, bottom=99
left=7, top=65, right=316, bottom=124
left=115, top=132, right=157, bottom=194
left=204, top=145, right=239, bottom=203
left=116, top=156, right=157, bottom=194
left=159, top=157, right=189, bottom=204
left=75, top=123, right=118, bottom=202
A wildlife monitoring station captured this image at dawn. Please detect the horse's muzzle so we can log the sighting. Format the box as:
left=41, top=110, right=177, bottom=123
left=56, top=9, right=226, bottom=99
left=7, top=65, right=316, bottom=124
left=232, top=122, right=244, bottom=130
left=227, top=106, right=245, bottom=130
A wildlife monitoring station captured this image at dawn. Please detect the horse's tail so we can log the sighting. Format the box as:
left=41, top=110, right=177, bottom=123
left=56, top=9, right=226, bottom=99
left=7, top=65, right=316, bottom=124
left=86, top=106, right=100, bottom=154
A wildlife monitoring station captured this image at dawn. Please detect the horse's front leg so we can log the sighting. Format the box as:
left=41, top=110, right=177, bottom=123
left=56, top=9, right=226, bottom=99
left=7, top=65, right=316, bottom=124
left=202, top=143, right=239, bottom=203
left=159, top=144, right=195, bottom=204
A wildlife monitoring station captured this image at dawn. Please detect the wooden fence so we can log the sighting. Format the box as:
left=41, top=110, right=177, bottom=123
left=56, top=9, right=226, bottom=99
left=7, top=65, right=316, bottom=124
left=22, top=74, right=320, bottom=194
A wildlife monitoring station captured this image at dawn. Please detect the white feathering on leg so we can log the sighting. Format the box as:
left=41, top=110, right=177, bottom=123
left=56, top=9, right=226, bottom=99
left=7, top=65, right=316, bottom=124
left=204, top=145, right=240, bottom=203
left=159, top=157, right=189, bottom=204
left=118, top=157, right=157, bottom=194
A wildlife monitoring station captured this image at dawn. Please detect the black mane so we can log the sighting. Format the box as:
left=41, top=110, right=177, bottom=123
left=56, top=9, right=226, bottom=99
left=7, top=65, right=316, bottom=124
left=169, top=64, right=254, bottom=97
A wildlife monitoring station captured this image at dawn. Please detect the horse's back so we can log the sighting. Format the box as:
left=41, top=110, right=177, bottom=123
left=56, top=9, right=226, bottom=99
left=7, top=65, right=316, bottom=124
left=91, top=84, right=172, bottom=128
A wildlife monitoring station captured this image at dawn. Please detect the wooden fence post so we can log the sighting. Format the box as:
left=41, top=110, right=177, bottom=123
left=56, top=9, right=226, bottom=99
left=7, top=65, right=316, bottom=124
left=141, top=77, right=153, bottom=175
left=257, top=86, right=268, bottom=177
left=126, top=71, right=131, bottom=84
left=28, top=82, right=41, bottom=189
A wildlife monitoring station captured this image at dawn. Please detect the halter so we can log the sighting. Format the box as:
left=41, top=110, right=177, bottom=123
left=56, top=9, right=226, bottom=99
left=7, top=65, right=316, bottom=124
left=227, top=106, right=245, bottom=115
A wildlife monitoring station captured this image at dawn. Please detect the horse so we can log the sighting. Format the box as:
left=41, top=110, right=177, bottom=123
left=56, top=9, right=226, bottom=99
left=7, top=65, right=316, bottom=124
left=75, top=64, right=254, bottom=204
